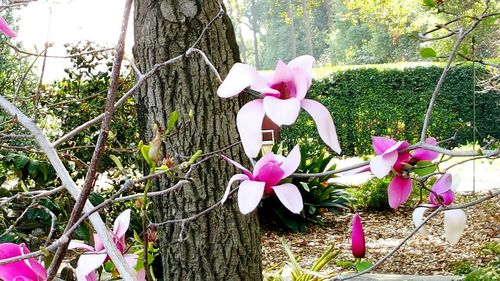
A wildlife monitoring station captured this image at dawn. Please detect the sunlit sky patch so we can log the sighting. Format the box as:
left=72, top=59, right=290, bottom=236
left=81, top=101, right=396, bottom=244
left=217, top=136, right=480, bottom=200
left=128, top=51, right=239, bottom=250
left=14, top=0, right=134, bottom=81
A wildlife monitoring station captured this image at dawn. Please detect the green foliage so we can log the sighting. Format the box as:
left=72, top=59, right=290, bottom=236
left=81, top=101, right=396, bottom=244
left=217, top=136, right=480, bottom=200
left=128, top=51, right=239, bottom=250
left=282, top=64, right=499, bottom=157
left=451, top=260, right=476, bottom=275
left=463, top=264, right=500, bottom=281
left=42, top=41, right=138, bottom=172
left=349, top=177, right=391, bottom=210
left=260, top=146, right=352, bottom=232
left=349, top=177, right=431, bottom=210
left=452, top=241, right=500, bottom=280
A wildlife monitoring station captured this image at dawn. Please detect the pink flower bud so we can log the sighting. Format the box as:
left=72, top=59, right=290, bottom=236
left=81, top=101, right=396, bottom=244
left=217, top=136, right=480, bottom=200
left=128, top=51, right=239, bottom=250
left=351, top=214, right=366, bottom=258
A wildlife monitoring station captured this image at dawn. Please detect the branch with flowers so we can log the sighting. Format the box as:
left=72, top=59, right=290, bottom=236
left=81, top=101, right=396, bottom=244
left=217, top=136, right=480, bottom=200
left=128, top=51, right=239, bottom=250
left=0, top=0, right=498, bottom=280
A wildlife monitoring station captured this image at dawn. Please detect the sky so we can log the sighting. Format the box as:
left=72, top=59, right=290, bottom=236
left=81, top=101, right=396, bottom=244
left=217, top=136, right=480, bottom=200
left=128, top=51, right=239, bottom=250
left=14, top=0, right=134, bottom=81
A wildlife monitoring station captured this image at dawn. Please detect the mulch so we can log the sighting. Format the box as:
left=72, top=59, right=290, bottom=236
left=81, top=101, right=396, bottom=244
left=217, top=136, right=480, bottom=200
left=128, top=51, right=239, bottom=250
left=261, top=193, right=499, bottom=275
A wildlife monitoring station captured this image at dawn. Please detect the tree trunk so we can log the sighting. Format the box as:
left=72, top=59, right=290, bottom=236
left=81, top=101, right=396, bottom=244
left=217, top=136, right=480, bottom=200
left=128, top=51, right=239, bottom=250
left=133, top=1, right=262, bottom=280
left=301, top=0, right=313, bottom=56
left=288, top=0, right=297, bottom=58
left=250, top=0, right=260, bottom=69
left=324, top=0, right=333, bottom=31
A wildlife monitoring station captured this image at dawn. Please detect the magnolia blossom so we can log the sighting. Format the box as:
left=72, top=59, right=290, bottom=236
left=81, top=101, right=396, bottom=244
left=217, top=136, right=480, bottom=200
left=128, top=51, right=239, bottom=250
left=0, top=243, right=47, bottom=281
left=221, top=145, right=303, bottom=214
left=429, top=173, right=455, bottom=206
left=217, top=56, right=341, bottom=158
left=413, top=173, right=467, bottom=245
left=351, top=214, right=366, bottom=259
left=361, top=136, right=439, bottom=208
left=0, top=16, right=16, bottom=38
left=69, top=209, right=145, bottom=281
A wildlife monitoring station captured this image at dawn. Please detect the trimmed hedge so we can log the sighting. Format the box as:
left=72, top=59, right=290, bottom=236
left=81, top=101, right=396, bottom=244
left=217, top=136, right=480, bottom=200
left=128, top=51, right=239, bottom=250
left=282, top=64, right=499, bottom=156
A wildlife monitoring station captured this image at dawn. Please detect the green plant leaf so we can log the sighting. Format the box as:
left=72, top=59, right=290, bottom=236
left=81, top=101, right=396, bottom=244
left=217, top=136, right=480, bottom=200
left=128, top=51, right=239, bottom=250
left=140, top=144, right=153, bottom=168
left=27, top=160, right=39, bottom=177
left=167, top=111, right=179, bottom=133
left=420, top=48, right=437, bottom=58
left=14, top=155, right=29, bottom=170
left=413, top=160, right=437, bottom=176
left=109, top=155, right=124, bottom=171
left=356, top=260, right=373, bottom=272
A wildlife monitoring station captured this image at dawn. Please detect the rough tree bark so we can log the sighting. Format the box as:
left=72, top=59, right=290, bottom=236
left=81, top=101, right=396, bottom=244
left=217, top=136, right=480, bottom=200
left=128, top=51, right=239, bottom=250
left=133, top=1, right=262, bottom=280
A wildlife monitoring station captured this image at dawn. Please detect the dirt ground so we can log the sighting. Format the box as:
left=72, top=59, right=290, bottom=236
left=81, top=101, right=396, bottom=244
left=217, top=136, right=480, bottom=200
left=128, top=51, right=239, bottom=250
left=262, top=194, right=499, bottom=276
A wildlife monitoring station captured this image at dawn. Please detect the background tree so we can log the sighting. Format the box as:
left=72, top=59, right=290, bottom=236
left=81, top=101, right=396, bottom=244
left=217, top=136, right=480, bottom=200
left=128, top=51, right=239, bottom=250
left=133, top=1, right=261, bottom=280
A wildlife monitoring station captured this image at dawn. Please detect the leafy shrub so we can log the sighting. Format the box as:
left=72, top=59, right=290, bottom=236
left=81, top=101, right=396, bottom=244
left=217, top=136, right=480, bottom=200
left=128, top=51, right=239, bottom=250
left=259, top=146, right=352, bottom=232
left=282, top=64, right=500, bottom=157
left=463, top=260, right=500, bottom=281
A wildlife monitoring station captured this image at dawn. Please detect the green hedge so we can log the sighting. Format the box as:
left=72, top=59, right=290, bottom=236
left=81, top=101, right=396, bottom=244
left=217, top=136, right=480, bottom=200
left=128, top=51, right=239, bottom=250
left=282, top=64, right=499, bottom=156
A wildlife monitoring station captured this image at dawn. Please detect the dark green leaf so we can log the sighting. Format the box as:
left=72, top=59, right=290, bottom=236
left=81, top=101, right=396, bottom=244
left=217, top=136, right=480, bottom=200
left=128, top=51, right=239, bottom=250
left=14, top=155, right=29, bottom=170
left=89, top=192, right=105, bottom=206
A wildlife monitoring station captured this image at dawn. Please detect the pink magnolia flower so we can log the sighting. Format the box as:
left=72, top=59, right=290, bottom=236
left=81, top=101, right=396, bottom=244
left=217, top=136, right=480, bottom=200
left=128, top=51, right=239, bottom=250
left=429, top=173, right=455, bottom=206
left=69, top=209, right=145, bottom=281
left=221, top=145, right=303, bottom=214
left=351, top=214, right=366, bottom=259
left=217, top=56, right=341, bottom=158
left=0, top=16, right=16, bottom=38
left=0, top=243, right=47, bottom=281
left=413, top=174, right=466, bottom=245
left=348, top=137, right=439, bottom=209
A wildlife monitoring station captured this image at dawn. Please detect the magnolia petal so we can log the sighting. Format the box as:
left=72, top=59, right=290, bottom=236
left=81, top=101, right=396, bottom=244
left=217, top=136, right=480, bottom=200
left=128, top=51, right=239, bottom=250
left=237, top=180, right=265, bottom=214
left=342, top=165, right=371, bottom=176
left=68, top=241, right=95, bottom=252
left=263, top=96, right=301, bottom=126
left=387, top=176, right=413, bottom=209
left=440, top=190, right=455, bottom=206
left=221, top=174, right=249, bottom=204
left=287, top=55, right=314, bottom=88
left=220, top=155, right=252, bottom=178
left=272, top=183, right=304, bottom=214
left=444, top=209, right=467, bottom=245
left=451, top=173, right=461, bottom=192
left=290, top=68, right=309, bottom=100
left=301, top=99, right=341, bottom=154
left=237, top=99, right=266, bottom=158
left=217, top=63, right=257, bottom=98
left=93, top=233, right=104, bottom=252
left=383, top=140, right=407, bottom=155
left=372, top=136, right=397, bottom=155
left=370, top=152, right=397, bottom=179
left=124, top=254, right=146, bottom=281
left=412, top=207, right=430, bottom=236
left=432, top=173, right=453, bottom=194
left=272, top=60, right=294, bottom=85
left=75, top=252, right=107, bottom=281
left=113, top=209, right=131, bottom=239
left=0, top=243, right=45, bottom=281
left=280, top=145, right=301, bottom=178
left=253, top=152, right=277, bottom=177
left=412, top=137, right=439, bottom=161
left=0, top=16, right=16, bottom=38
